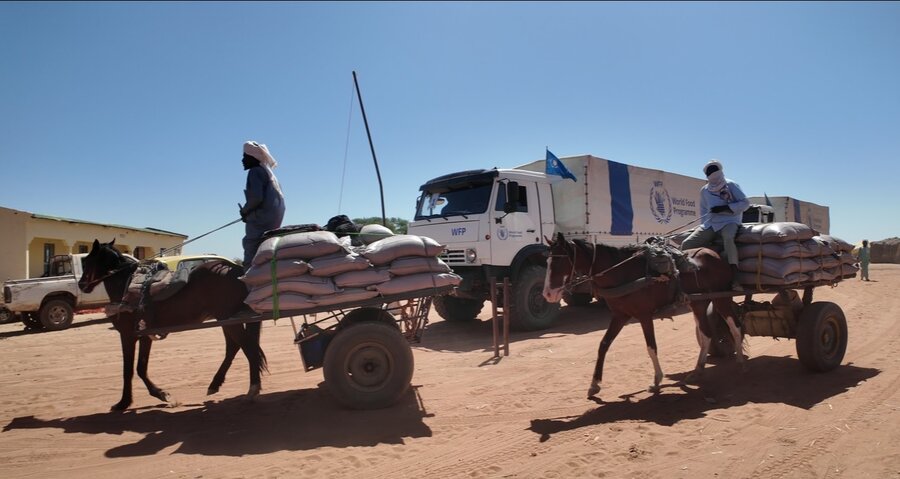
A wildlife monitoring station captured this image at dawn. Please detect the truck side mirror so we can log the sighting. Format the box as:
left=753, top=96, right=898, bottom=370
left=504, top=181, right=519, bottom=214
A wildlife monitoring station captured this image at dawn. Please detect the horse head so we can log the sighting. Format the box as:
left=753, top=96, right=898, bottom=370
left=543, top=232, right=574, bottom=304
left=78, top=239, right=136, bottom=299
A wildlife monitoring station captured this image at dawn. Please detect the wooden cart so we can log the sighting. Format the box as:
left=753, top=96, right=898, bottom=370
left=137, top=285, right=454, bottom=409
left=690, top=280, right=848, bottom=372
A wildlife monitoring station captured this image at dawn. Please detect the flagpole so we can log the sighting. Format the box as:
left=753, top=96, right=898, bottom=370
left=352, top=71, right=387, bottom=227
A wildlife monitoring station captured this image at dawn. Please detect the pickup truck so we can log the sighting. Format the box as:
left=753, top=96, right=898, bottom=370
left=2, top=254, right=112, bottom=331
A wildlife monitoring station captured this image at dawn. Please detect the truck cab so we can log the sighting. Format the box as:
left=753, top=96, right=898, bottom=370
left=408, top=168, right=559, bottom=330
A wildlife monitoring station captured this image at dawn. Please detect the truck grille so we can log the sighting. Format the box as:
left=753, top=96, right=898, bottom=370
left=441, top=249, right=467, bottom=265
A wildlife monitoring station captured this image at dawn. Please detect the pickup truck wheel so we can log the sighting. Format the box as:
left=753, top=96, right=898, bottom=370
left=0, top=307, right=15, bottom=324
left=39, top=299, right=74, bottom=331
left=21, top=313, right=43, bottom=330
left=510, top=264, right=560, bottom=331
left=433, top=296, right=484, bottom=322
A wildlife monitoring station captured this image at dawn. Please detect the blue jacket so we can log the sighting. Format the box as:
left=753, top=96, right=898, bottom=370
left=243, top=167, right=285, bottom=229
left=699, top=179, right=749, bottom=231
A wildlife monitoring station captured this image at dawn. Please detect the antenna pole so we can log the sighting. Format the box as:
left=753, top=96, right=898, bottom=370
left=352, top=70, right=387, bottom=227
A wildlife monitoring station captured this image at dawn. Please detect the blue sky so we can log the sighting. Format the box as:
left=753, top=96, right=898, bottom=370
left=1, top=2, right=898, bottom=260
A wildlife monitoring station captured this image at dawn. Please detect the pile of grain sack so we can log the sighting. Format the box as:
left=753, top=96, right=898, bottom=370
left=240, top=226, right=461, bottom=313
left=733, top=222, right=859, bottom=288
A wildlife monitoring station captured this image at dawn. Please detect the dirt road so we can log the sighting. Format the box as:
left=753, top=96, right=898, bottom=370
left=1, top=265, right=898, bottom=479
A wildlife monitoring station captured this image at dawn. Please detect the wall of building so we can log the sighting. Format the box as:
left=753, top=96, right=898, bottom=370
left=0, top=208, right=28, bottom=282
left=1, top=207, right=185, bottom=280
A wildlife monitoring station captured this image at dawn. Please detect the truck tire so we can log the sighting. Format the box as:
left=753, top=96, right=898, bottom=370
left=39, top=299, right=74, bottom=331
left=0, top=307, right=15, bottom=324
left=563, top=292, right=593, bottom=307
left=510, top=264, right=560, bottom=331
left=796, top=302, right=847, bottom=372
left=433, top=296, right=484, bottom=322
left=323, top=321, right=414, bottom=410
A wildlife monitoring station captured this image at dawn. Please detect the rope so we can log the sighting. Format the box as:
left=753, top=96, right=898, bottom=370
left=337, top=81, right=355, bottom=214
left=269, top=236, right=283, bottom=322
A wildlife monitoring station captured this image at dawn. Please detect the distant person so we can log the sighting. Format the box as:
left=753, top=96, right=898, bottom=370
left=680, top=159, right=750, bottom=291
left=857, top=239, right=871, bottom=281
left=239, top=141, right=286, bottom=267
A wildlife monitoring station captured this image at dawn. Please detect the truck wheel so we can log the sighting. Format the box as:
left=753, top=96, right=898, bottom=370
left=433, top=296, right=484, bottom=322
left=323, top=321, right=414, bottom=410
left=796, top=302, right=847, bottom=372
left=39, top=299, right=74, bottom=331
left=704, top=303, right=737, bottom=358
left=510, top=264, right=560, bottom=331
left=563, top=292, right=593, bottom=307
left=0, top=307, right=15, bottom=324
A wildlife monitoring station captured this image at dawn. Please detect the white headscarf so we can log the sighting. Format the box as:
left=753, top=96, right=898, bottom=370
left=703, top=159, right=726, bottom=194
left=244, top=141, right=284, bottom=199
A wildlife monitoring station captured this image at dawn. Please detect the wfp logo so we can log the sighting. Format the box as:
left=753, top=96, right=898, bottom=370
left=649, top=181, right=672, bottom=224
left=497, top=227, right=509, bottom=240
left=451, top=227, right=467, bottom=236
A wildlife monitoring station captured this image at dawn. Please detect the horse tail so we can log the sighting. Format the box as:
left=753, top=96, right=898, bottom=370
left=245, top=320, right=269, bottom=374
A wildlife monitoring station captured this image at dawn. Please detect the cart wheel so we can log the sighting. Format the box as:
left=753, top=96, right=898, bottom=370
left=796, top=302, right=847, bottom=372
left=323, top=321, right=414, bottom=410
left=704, top=303, right=736, bottom=358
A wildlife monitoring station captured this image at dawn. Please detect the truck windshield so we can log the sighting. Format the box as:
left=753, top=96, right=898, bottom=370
left=415, top=183, right=493, bottom=220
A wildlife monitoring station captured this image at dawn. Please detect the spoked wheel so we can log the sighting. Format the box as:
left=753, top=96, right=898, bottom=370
left=796, top=302, right=847, bottom=372
left=323, top=321, right=414, bottom=410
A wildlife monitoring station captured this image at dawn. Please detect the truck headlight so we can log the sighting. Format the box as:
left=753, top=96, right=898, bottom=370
left=464, top=248, right=477, bottom=264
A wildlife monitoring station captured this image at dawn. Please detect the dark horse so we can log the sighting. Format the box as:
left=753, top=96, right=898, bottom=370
left=78, top=239, right=266, bottom=411
left=542, top=232, right=744, bottom=398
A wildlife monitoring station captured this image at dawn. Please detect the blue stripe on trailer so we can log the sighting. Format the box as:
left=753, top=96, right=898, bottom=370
left=608, top=160, right=633, bottom=235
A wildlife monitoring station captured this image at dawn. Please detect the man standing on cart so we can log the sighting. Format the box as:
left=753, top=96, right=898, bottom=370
left=239, top=140, right=286, bottom=267
left=680, top=159, right=749, bottom=291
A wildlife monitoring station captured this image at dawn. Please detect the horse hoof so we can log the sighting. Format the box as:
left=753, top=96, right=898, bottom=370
left=207, top=387, right=219, bottom=396
left=685, top=372, right=702, bottom=384
left=247, top=384, right=261, bottom=399
left=648, top=384, right=661, bottom=394
left=587, top=385, right=601, bottom=398
left=110, top=402, right=130, bottom=412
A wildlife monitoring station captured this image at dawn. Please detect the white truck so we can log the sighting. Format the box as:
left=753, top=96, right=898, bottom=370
left=407, top=154, right=708, bottom=330
left=1, top=254, right=111, bottom=331
left=747, top=196, right=829, bottom=234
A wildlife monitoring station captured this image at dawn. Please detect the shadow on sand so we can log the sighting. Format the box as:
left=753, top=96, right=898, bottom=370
left=4, top=384, right=433, bottom=457
left=528, top=356, right=879, bottom=442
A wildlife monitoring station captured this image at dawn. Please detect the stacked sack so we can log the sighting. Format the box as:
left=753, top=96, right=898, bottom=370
left=735, top=222, right=859, bottom=288
left=241, top=228, right=460, bottom=313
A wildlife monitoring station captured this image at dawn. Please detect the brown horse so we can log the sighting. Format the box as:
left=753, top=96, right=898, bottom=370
left=78, top=239, right=266, bottom=411
left=542, top=232, right=744, bottom=398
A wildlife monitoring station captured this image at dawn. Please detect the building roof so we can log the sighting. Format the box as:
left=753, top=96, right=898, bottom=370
left=3, top=206, right=187, bottom=238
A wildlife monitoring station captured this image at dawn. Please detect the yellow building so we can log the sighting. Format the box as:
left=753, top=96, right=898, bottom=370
left=0, top=206, right=187, bottom=281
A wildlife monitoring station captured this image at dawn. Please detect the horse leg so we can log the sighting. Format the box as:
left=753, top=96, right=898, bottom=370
left=112, top=333, right=137, bottom=411
left=687, top=301, right=712, bottom=382
left=207, top=328, right=241, bottom=395
left=713, top=298, right=747, bottom=372
left=588, top=313, right=628, bottom=398
left=226, top=322, right=263, bottom=399
left=638, top=317, right=663, bottom=393
left=135, top=336, right=177, bottom=406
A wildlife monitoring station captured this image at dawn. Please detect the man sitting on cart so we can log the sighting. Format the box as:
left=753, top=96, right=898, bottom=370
left=680, top=159, right=749, bottom=291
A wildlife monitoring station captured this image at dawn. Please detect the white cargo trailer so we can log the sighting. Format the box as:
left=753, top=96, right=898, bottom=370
left=407, top=154, right=707, bottom=330
left=746, top=196, right=829, bottom=234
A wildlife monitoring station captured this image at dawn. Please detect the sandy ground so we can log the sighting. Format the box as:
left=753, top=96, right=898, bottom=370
left=1, top=265, right=898, bottom=479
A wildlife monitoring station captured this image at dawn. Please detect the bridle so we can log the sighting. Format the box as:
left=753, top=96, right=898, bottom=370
left=81, top=256, right=139, bottom=290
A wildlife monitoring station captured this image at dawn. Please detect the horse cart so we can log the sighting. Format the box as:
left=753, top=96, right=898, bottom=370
left=694, top=280, right=848, bottom=372
left=133, top=285, right=454, bottom=410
